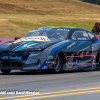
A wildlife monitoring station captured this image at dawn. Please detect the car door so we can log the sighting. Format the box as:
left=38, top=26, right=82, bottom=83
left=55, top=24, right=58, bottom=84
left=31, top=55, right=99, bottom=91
left=65, top=30, right=93, bottom=70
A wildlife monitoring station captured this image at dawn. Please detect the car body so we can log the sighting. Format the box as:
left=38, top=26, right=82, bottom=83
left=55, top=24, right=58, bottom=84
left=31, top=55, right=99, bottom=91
left=0, top=26, right=100, bottom=74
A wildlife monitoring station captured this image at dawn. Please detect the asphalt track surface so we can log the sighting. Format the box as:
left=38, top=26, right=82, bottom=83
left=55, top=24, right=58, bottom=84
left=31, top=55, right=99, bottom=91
left=0, top=70, right=100, bottom=100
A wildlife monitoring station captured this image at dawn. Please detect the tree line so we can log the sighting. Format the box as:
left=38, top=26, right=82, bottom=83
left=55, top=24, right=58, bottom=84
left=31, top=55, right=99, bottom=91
left=80, top=0, right=100, bottom=5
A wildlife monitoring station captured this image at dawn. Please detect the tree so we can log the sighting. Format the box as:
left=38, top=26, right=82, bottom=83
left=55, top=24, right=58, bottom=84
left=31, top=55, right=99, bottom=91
left=80, top=0, right=100, bottom=5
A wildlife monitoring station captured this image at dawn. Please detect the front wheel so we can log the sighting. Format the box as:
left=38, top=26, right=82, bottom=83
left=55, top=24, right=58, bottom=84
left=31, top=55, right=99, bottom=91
left=1, top=69, right=11, bottom=74
left=53, top=53, right=62, bottom=73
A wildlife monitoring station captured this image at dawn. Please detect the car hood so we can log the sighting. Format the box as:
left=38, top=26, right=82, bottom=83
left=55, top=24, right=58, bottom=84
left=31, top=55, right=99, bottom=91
left=0, top=36, right=61, bottom=51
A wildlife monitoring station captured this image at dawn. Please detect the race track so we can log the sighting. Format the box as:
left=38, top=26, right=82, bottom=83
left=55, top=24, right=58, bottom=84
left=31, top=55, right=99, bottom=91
left=0, top=70, right=100, bottom=100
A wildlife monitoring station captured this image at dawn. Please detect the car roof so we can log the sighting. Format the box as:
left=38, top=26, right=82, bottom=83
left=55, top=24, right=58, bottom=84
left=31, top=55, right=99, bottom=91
left=40, top=26, right=75, bottom=29
left=40, top=26, right=88, bottom=31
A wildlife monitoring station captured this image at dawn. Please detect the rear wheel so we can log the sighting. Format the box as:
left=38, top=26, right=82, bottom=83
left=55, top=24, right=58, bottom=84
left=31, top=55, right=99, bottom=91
left=53, top=53, right=62, bottom=73
left=1, top=69, right=11, bottom=74
left=96, top=52, right=100, bottom=70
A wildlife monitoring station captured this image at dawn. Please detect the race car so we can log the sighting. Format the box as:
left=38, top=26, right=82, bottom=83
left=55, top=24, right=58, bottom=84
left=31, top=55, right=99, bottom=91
left=0, top=26, right=100, bottom=74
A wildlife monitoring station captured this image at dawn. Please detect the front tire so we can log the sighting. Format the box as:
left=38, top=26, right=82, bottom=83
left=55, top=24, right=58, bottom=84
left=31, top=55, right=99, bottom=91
left=53, top=53, right=62, bottom=73
left=1, top=69, right=11, bottom=74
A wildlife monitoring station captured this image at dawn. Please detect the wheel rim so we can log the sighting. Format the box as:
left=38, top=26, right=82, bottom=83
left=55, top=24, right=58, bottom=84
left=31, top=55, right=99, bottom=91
left=54, top=54, right=61, bottom=72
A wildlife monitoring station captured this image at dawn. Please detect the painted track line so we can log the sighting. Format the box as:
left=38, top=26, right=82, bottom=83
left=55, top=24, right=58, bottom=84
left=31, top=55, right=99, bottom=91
left=13, top=90, right=100, bottom=100
left=0, top=87, right=100, bottom=100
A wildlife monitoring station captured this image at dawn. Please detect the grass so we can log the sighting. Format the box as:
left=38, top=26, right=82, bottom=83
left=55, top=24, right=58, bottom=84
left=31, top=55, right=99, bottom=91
left=0, top=0, right=100, bottom=37
left=0, top=14, right=98, bottom=37
left=0, top=0, right=100, bottom=15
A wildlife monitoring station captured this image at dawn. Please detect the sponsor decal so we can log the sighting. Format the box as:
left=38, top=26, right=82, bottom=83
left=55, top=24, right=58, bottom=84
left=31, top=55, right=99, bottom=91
left=42, top=66, right=47, bottom=69
left=72, top=37, right=76, bottom=40
left=88, top=33, right=94, bottom=39
left=66, top=56, right=74, bottom=68
left=67, top=42, right=76, bottom=49
left=14, top=42, right=37, bottom=51
left=66, top=62, right=73, bottom=68
left=57, top=29, right=69, bottom=31
left=66, top=41, right=87, bottom=53
left=2, top=56, right=22, bottom=60
left=46, top=61, right=50, bottom=63
left=83, top=32, right=88, bottom=36
left=66, top=56, right=94, bottom=68
left=47, top=61, right=55, bottom=67
left=47, top=56, right=54, bottom=60
left=67, top=62, right=93, bottom=65
left=74, top=56, right=91, bottom=63
left=8, top=42, right=13, bottom=45
left=13, top=36, right=51, bottom=43
left=77, top=38, right=86, bottom=40
left=66, top=56, right=92, bottom=63
left=96, top=35, right=100, bottom=40
left=10, top=52, right=15, bottom=55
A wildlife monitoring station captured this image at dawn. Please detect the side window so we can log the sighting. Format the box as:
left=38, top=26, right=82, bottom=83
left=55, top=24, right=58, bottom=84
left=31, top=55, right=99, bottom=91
left=72, top=31, right=90, bottom=40
left=53, top=30, right=68, bottom=40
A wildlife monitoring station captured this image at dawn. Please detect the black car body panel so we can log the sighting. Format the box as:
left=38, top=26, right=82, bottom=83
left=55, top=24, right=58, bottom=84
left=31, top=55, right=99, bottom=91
left=0, top=27, right=100, bottom=72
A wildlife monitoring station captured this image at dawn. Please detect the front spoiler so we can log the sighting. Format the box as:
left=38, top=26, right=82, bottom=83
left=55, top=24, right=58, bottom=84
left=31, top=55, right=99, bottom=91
left=0, top=62, right=41, bottom=70
left=0, top=66, right=40, bottom=70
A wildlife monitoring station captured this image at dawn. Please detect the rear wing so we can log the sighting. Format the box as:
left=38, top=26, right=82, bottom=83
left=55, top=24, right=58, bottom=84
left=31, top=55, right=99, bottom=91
left=0, top=37, right=21, bottom=45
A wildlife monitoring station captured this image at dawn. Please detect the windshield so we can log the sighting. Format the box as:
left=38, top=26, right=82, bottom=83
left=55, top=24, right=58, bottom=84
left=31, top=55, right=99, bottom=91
left=23, top=28, right=69, bottom=40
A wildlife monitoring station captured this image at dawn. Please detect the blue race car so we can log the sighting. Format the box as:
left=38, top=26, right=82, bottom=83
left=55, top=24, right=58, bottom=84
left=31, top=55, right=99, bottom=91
left=0, top=27, right=100, bottom=74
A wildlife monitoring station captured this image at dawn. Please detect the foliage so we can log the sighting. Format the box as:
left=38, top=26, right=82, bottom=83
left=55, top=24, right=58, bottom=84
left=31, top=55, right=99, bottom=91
left=80, top=0, right=100, bottom=5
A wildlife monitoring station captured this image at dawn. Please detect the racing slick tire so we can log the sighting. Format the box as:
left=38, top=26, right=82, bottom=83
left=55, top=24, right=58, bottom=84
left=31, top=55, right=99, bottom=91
left=1, top=69, right=11, bottom=74
left=53, top=53, right=62, bottom=73
left=96, top=52, right=100, bottom=70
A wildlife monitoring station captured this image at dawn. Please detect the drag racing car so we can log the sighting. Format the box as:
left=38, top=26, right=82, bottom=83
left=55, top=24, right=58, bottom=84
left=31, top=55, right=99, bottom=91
left=0, top=26, right=100, bottom=74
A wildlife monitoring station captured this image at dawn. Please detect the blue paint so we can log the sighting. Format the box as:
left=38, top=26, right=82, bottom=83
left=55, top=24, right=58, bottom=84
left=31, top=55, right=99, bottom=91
left=49, top=40, right=72, bottom=56
left=42, top=27, right=53, bottom=29
left=14, top=42, right=36, bottom=51
left=38, top=40, right=72, bottom=70
left=67, top=41, right=87, bottom=52
left=92, top=40, right=100, bottom=44
left=93, top=33, right=96, bottom=35
left=38, top=60, right=50, bottom=70
left=39, top=38, right=100, bottom=70
left=73, top=62, right=88, bottom=70
left=85, top=67, right=92, bottom=70
left=81, top=40, right=100, bottom=51
left=73, top=60, right=93, bottom=70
